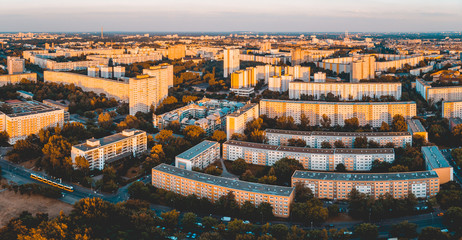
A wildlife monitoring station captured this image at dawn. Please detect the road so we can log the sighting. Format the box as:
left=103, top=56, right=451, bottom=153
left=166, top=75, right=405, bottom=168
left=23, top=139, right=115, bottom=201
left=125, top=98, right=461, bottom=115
left=440, top=148, right=462, bottom=186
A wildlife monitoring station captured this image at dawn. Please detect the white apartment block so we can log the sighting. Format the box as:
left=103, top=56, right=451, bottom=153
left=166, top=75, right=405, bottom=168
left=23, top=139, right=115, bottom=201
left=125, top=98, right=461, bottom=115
left=259, top=99, right=416, bottom=128
left=443, top=100, right=462, bottom=119
left=268, top=75, right=293, bottom=92
left=416, top=78, right=462, bottom=102
left=226, top=103, right=259, bottom=140
left=71, top=129, right=147, bottom=170
left=142, top=63, right=174, bottom=89
left=288, top=82, right=402, bottom=100
left=175, top=140, right=220, bottom=170
left=223, top=140, right=394, bottom=171
left=265, top=129, right=412, bottom=148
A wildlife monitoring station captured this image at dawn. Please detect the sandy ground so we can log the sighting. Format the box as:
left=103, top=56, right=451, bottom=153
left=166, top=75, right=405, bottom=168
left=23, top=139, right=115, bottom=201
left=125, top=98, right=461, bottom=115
left=0, top=189, right=73, bottom=226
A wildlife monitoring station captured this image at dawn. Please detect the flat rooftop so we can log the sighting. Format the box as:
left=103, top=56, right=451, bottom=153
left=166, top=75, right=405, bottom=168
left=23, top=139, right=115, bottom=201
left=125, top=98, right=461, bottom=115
left=421, top=146, right=451, bottom=169
left=73, top=129, right=145, bottom=152
left=227, top=103, right=258, bottom=117
left=224, top=140, right=394, bottom=155
left=266, top=129, right=411, bottom=137
left=153, top=164, right=294, bottom=197
left=292, top=170, right=439, bottom=181
left=260, top=99, right=416, bottom=105
left=0, top=100, right=62, bottom=117
left=176, top=140, right=218, bottom=160
left=407, top=119, right=426, bottom=133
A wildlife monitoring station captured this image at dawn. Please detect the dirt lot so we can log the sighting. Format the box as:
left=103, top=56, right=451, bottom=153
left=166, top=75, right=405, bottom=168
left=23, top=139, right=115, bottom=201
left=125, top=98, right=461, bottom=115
left=0, top=189, right=73, bottom=226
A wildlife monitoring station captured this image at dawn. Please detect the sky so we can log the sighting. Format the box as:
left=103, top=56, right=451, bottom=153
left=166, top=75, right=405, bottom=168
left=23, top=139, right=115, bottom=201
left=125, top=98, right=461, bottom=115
left=0, top=0, right=461, bottom=33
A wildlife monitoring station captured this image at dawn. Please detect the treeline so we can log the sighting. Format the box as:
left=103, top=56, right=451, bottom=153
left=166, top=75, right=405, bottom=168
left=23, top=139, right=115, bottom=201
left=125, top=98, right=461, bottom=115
left=0, top=79, right=118, bottom=115
left=128, top=182, right=274, bottom=222
left=10, top=183, right=61, bottom=199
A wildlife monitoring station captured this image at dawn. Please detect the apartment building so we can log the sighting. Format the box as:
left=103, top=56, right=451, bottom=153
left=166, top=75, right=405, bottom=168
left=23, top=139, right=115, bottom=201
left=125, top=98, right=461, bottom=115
left=223, top=48, right=240, bottom=77
left=7, top=56, right=25, bottom=75
left=142, top=64, right=174, bottom=89
left=265, top=129, right=412, bottom=148
left=231, top=67, right=257, bottom=89
left=268, top=75, right=294, bottom=92
left=0, top=100, right=64, bottom=144
left=407, top=119, right=428, bottom=141
left=0, top=73, right=37, bottom=87
left=223, top=140, right=394, bottom=171
left=291, top=48, right=336, bottom=65
left=71, top=129, right=147, bottom=170
left=416, top=78, right=462, bottom=102
left=442, top=100, right=462, bottom=119
left=260, top=99, right=416, bottom=128
left=292, top=170, right=439, bottom=200
left=152, top=163, right=294, bottom=218
left=284, top=65, right=310, bottom=81
left=129, top=75, right=168, bottom=115
left=175, top=140, right=220, bottom=170
left=226, top=103, right=259, bottom=140
left=288, top=82, right=402, bottom=100
left=422, top=146, right=453, bottom=184
left=168, top=44, right=186, bottom=60
left=44, top=71, right=130, bottom=101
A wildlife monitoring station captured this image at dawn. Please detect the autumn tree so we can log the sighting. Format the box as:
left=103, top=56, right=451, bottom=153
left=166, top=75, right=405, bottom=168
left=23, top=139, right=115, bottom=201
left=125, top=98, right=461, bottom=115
left=155, top=130, right=173, bottom=144
left=288, top=138, right=306, bottom=147
left=353, top=136, right=368, bottom=148
left=183, top=125, right=206, bottom=144
left=392, top=114, right=407, bottom=132
left=0, top=131, right=9, bottom=146
left=211, top=130, right=227, bottom=143
left=321, top=141, right=332, bottom=149
left=98, top=112, right=113, bottom=129
left=379, top=121, right=390, bottom=132
left=344, top=117, right=359, bottom=130
left=334, top=140, right=345, bottom=148
left=230, top=158, right=247, bottom=175
left=320, top=114, right=331, bottom=128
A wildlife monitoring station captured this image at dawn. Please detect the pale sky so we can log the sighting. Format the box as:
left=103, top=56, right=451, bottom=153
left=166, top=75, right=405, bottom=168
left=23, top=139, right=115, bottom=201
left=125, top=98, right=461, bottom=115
left=0, top=0, right=461, bottom=32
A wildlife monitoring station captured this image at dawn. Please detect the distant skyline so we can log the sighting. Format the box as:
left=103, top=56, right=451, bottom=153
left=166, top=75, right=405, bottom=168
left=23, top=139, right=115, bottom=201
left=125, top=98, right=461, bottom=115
left=1, top=0, right=461, bottom=32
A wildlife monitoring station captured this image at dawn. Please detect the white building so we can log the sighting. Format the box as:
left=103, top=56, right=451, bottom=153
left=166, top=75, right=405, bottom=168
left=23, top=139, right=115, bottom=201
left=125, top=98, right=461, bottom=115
left=223, top=48, right=240, bottom=78
left=175, top=140, right=220, bottom=170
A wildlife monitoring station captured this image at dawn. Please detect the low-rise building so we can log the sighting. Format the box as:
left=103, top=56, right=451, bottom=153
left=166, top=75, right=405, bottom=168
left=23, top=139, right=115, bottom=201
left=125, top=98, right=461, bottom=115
left=416, top=78, right=462, bottom=102
left=265, top=129, right=412, bottom=148
left=223, top=140, right=394, bottom=171
left=152, top=163, right=294, bottom=218
left=175, top=140, right=220, bottom=170
left=421, top=146, right=453, bottom=184
left=407, top=119, right=428, bottom=141
left=292, top=170, right=440, bottom=200
left=71, top=129, right=147, bottom=170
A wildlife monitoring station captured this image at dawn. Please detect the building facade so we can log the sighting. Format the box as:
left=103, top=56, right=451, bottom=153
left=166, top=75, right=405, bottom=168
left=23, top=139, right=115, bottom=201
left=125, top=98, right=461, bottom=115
left=175, top=140, right=220, bottom=170
left=152, top=163, right=294, bottom=218
left=0, top=100, right=64, bottom=144
left=416, top=78, right=462, bottom=102
left=226, top=103, right=259, bottom=140
left=288, top=82, right=402, bottom=100
left=71, top=129, right=147, bottom=170
left=7, top=56, right=25, bottom=75
left=260, top=99, right=416, bottom=128
left=223, top=140, right=394, bottom=171
left=292, top=170, right=439, bottom=200
left=142, top=63, right=174, bottom=89
left=407, top=119, right=428, bottom=141
left=223, top=48, right=240, bottom=78
left=0, top=73, right=37, bottom=87
left=442, top=100, right=462, bottom=119
left=129, top=74, right=168, bottom=116
left=265, top=129, right=412, bottom=148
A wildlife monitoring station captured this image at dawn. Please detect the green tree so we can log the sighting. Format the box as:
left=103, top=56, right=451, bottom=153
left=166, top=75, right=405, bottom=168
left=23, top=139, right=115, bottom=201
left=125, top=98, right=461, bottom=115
left=321, top=141, right=332, bottom=149
left=418, top=227, right=450, bottom=240
left=443, top=206, right=462, bottom=234
left=257, top=202, right=274, bottom=222
left=353, top=136, right=368, bottom=148
left=0, top=131, right=9, bottom=146
left=390, top=221, right=418, bottom=239
left=354, top=223, right=378, bottom=240
left=272, top=158, right=304, bottom=184
left=269, top=224, right=289, bottom=239
left=181, top=212, right=198, bottom=230
left=161, top=210, right=180, bottom=229
left=294, top=182, right=313, bottom=203
left=201, top=216, right=218, bottom=231
left=392, top=114, right=407, bottom=132
left=335, top=163, right=347, bottom=172
left=230, top=158, right=247, bottom=175
left=334, top=140, right=345, bottom=148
